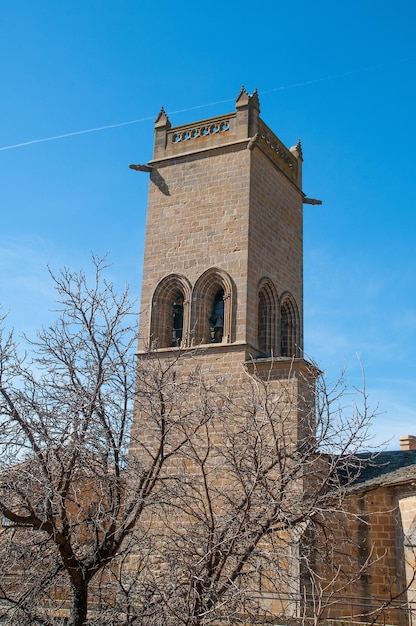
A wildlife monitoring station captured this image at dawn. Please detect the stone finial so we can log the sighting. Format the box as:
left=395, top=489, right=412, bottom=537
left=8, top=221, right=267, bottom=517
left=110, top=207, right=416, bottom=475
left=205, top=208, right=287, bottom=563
left=236, top=86, right=249, bottom=108
left=250, top=88, right=260, bottom=114
left=290, top=139, right=303, bottom=161
left=289, top=139, right=303, bottom=187
left=236, top=86, right=260, bottom=138
left=236, top=87, right=260, bottom=113
left=153, top=107, right=171, bottom=158
left=155, top=107, right=171, bottom=130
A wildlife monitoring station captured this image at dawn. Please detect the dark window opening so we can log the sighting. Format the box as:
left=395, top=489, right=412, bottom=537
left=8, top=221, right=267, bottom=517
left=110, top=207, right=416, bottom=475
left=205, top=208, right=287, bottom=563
left=209, top=289, right=224, bottom=343
left=171, top=299, right=184, bottom=346
left=280, top=299, right=296, bottom=357
left=281, top=317, right=290, bottom=356
left=258, top=291, right=269, bottom=355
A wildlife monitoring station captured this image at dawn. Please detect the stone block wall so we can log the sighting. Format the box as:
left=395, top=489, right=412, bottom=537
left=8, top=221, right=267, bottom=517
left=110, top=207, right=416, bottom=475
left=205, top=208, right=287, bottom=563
left=247, top=145, right=304, bottom=351
left=136, top=88, right=304, bottom=357
left=313, top=484, right=413, bottom=625
left=139, top=145, right=251, bottom=347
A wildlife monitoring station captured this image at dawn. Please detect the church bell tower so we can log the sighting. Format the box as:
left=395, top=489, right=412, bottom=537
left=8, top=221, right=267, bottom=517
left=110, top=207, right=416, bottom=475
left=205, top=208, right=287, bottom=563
left=132, top=87, right=312, bottom=371
left=130, top=89, right=320, bottom=616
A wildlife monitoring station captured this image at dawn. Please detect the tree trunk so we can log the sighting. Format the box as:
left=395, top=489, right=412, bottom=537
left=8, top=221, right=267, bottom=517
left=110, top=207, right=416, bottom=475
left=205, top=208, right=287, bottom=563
left=69, top=580, right=89, bottom=626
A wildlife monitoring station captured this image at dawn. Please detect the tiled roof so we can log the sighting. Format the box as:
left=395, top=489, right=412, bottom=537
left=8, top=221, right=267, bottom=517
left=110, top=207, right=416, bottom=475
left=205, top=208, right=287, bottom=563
left=350, top=450, right=416, bottom=492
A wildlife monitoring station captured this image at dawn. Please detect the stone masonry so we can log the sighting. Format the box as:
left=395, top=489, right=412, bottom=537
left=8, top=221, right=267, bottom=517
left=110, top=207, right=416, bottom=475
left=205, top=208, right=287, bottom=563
left=136, top=87, right=305, bottom=362
left=130, top=87, right=416, bottom=625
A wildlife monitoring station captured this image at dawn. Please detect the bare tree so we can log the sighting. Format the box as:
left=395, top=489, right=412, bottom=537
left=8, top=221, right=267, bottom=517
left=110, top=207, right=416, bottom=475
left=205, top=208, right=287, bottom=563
left=0, top=259, right=407, bottom=626
left=0, top=257, right=210, bottom=626
left=104, top=361, right=382, bottom=626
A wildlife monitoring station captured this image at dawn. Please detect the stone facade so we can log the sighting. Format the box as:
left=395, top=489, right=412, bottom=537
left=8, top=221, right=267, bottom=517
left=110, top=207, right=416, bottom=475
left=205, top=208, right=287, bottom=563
left=306, top=447, right=416, bottom=625
left=136, top=87, right=304, bottom=360
left=345, top=449, right=416, bottom=625
left=131, top=88, right=416, bottom=625
left=130, top=87, right=318, bottom=622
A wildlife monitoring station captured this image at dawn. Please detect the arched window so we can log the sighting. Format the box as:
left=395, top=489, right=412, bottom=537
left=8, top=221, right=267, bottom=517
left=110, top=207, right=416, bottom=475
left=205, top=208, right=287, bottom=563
left=150, top=275, right=191, bottom=348
left=192, top=268, right=234, bottom=345
left=257, top=278, right=278, bottom=356
left=280, top=293, right=300, bottom=358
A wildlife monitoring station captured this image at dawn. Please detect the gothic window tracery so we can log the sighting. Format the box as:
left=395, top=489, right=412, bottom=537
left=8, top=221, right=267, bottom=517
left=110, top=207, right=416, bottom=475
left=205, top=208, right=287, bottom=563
left=150, top=275, right=191, bottom=349
left=280, top=293, right=300, bottom=358
left=257, top=278, right=278, bottom=356
left=192, top=268, right=234, bottom=345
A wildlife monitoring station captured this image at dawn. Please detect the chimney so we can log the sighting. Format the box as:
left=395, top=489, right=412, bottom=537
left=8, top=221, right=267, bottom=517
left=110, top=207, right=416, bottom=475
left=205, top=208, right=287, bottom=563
left=400, top=435, right=416, bottom=451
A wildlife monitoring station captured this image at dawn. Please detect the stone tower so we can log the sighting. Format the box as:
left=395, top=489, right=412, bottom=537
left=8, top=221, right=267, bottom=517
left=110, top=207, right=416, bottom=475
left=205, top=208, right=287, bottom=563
left=134, top=87, right=312, bottom=382
left=130, top=87, right=319, bottom=618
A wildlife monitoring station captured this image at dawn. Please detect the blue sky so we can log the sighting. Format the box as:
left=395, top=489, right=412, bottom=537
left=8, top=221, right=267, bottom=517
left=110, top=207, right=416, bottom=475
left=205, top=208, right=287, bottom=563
left=1, top=1, right=415, bottom=449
